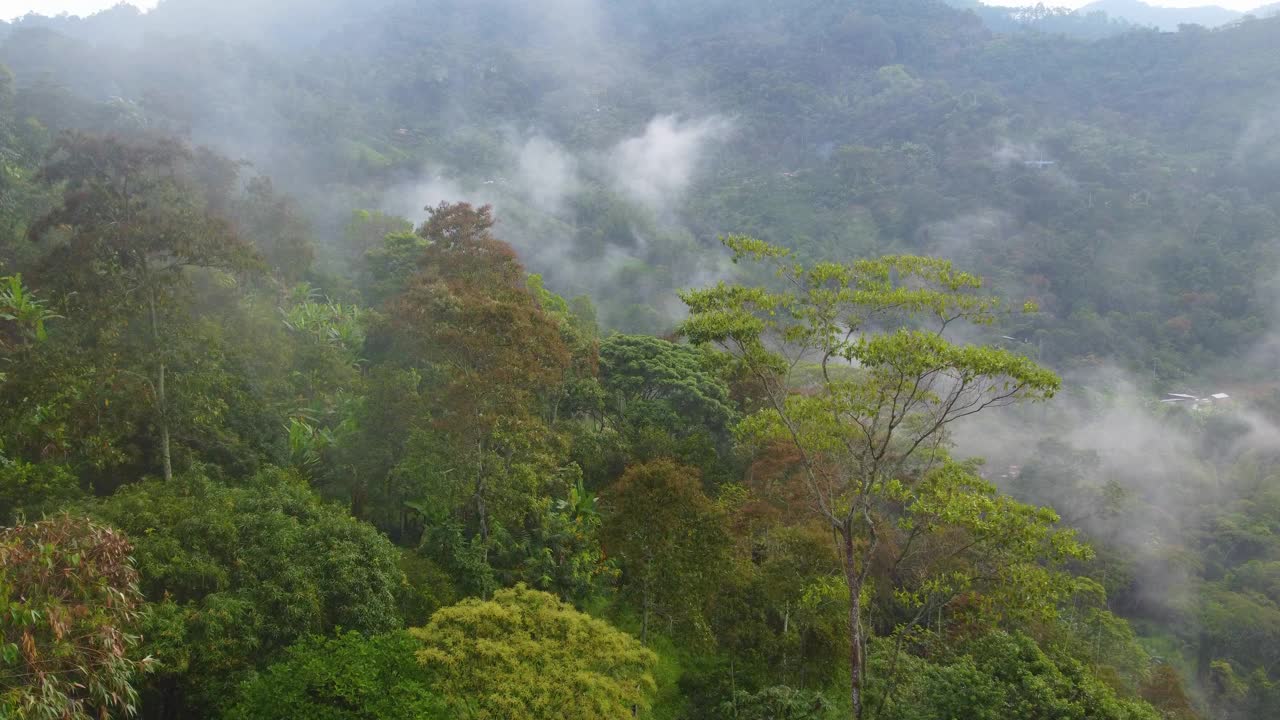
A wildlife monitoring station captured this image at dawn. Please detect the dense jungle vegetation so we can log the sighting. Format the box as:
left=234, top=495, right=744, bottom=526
left=2, top=1, right=1280, bottom=718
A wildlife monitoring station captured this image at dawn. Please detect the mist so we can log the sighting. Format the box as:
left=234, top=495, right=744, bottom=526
left=4, top=1, right=1280, bottom=716
left=608, top=114, right=734, bottom=215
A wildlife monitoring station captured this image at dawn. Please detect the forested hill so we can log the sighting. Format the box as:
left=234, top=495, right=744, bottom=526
left=3, top=2, right=1280, bottom=720
left=1, top=0, right=1278, bottom=384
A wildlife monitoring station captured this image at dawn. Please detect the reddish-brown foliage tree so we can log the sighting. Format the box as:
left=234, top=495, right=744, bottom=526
left=384, top=203, right=574, bottom=558
left=391, top=202, right=570, bottom=419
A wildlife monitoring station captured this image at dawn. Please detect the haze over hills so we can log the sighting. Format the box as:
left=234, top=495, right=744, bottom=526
left=2, top=2, right=1280, bottom=720
left=1080, top=0, right=1243, bottom=28
left=950, top=0, right=1140, bottom=36
left=4, top=0, right=1280, bottom=385
left=958, top=0, right=1279, bottom=35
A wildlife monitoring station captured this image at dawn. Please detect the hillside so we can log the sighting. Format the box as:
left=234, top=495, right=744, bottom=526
left=4, top=1, right=1279, bottom=381
left=2, top=2, right=1280, bottom=719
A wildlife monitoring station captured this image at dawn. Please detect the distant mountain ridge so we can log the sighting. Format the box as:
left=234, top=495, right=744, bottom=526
left=1079, top=0, right=1241, bottom=29
left=946, top=0, right=1139, bottom=38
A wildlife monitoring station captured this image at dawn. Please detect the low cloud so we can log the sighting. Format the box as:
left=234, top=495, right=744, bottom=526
left=513, top=135, right=579, bottom=215
left=954, top=365, right=1280, bottom=615
left=609, top=114, right=734, bottom=214
left=919, top=209, right=1015, bottom=266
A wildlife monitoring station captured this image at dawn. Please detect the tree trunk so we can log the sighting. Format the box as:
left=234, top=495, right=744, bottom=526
left=351, top=473, right=366, bottom=519
left=475, top=440, right=489, bottom=555
left=475, top=476, right=489, bottom=550
left=149, top=289, right=173, bottom=483
left=640, top=579, right=651, bottom=644
left=158, top=360, right=172, bottom=482
left=842, top=528, right=865, bottom=720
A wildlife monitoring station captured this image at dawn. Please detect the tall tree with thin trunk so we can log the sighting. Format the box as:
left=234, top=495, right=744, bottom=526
left=679, top=236, right=1060, bottom=719
left=30, top=133, right=259, bottom=481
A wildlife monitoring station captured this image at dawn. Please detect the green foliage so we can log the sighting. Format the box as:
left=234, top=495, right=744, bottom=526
left=31, top=134, right=261, bottom=305
left=281, top=289, right=366, bottom=364
left=599, top=334, right=736, bottom=438
left=396, top=551, right=457, bottom=627
left=325, top=365, right=422, bottom=534
left=1200, top=584, right=1280, bottom=681
left=351, top=203, right=606, bottom=609
left=709, top=517, right=848, bottom=691
left=892, top=460, right=1091, bottom=624
left=361, top=229, right=427, bottom=306
left=602, top=459, right=732, bottom=642
left=714, top=686, right=834, bottom=720
left=0, top=459, right=81, bottom=523
left=528, top=274, right=604, bottom=424
left=86, top=468, right=404, bottom=715
left=3, top=3, right=1277, bottom=714
left=0, top=274, right=57, bottom=346
left=15, top=134, right=268, bottom=484
left=0, top=273, right=58, bottom=394
left=494, top=492, right=617, bottom=605
left=285, top=416, right=336, bottom=473
left=235, top=176, right=315, bottom=281
left=681, top=238, right=1068, bottom=717
left=412, top=584, right=658, bottom=719
left=0, top=515, right=153, bottom=720
left=873, top=632, right=1161, bottom=720
left=228, top=631, right=448, bottom=720
left=344, top=209, right=413, bottom=264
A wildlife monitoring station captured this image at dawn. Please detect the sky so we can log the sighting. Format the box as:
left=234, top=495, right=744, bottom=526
left=0, top=0, right=1270, bottom=21
left=1029, top=0, right=1263, bottom=7
left=2, top=0, right=157, bottom=21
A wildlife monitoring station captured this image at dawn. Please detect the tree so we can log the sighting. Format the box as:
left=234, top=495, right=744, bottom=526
left=875, top=631, right=1161, bottom=720
left=599, top=334, right=735, bottom=431
left=0, top=273, right=60, bottom=462
left=716, top=511, right=848, bottom=689
left=602, top=459, right=732, bottom=642
left=0, top=515, right=153, bottom=720
left=360, top=226, right=425, bottom=306
left=345, top=208, right=414, bottom=278
left=598, top=334, right=737, bottom=456
left=234, top=176, right=314, bottom=281
left=586, top=333, right=740, bottom=484
left=86, top=467, right=404, bottom=717
left=1139, top=664, right=1199, bottom=720
left=490, top=481, right=616, bottom=605
left=228, top=631, right=449, bottom=720
left=0, top=275, right=80, bottom=521
left=527, top=274, right=602, bottom=427
left=679, top=236, right=1061, bottom=719
left=412, top=584, right=658, bottom=719
left=330, top=365, right=423, bottom=534
left=381, top=202, right=572, bottom=565
left=0, top=460, right=81, bottom=524
left=30, top=133, right=260, bottom=481
left=387, top=202, right=571, bottom=420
